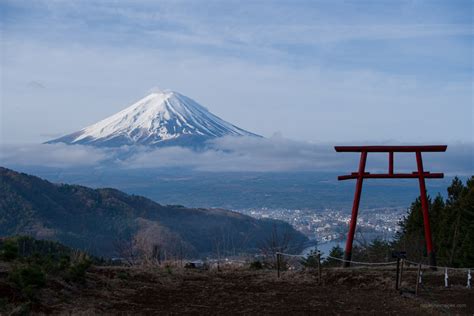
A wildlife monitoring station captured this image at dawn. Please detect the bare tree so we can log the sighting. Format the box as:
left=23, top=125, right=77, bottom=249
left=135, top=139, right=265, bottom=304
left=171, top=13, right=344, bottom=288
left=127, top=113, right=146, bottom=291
left=113, top=219, right=195, bottom=266
left=259, top=224, right=296, bottom=268
left=113, top=236, right=139, bottom=266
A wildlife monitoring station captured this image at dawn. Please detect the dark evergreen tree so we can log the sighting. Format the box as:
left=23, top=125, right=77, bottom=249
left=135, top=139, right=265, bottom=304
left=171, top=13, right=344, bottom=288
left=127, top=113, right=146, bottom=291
left=394, top=176, right=474, bottom=268
left=323, top=245, right=344, bottom=267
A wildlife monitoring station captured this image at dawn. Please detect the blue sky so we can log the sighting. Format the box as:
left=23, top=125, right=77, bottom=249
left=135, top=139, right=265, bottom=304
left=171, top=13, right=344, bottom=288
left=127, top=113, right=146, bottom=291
left=1, top=0, right=473, bottom=143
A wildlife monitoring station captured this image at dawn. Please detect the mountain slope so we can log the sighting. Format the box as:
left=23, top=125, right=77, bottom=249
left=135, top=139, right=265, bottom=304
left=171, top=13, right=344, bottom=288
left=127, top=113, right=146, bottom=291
left=47, top=90, right=260, bottom=147
left=0, top=167, right=307, bottom=257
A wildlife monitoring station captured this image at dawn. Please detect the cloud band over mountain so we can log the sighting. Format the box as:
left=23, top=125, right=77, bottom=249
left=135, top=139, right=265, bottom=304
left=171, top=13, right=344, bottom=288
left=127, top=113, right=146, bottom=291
left=1, top=137, right=472, bottom=175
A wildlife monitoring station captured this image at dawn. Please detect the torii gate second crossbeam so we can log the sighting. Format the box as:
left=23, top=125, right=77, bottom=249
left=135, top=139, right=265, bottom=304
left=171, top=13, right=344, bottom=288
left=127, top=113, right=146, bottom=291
left=335, top=145, right=447, bottom=268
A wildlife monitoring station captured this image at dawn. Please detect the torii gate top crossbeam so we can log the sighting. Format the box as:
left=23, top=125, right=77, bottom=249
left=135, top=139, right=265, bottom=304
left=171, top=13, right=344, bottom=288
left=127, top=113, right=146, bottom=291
left=335, top=145, right=447, bottom=152
left=336, top=145, right=447, bottom=180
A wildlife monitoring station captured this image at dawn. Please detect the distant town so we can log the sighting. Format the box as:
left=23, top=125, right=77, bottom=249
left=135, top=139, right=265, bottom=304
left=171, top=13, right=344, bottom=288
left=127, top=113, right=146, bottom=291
left=238, top=207, right=408, bottom=244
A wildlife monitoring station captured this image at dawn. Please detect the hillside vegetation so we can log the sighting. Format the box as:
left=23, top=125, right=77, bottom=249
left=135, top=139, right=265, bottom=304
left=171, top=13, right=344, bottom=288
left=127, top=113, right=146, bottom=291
left=395, top=176, right=474, bottom=268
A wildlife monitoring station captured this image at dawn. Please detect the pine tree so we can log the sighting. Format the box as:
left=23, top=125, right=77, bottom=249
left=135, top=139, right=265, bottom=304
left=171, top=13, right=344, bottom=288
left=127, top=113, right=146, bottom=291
left=394, top=176, right=474, bottom=267
left=323, top=245, right=344, bottom=267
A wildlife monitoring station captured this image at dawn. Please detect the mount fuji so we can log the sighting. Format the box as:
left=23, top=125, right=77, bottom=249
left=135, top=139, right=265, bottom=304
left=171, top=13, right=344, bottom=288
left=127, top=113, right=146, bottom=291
left=47, top=90, right=261, bottom=148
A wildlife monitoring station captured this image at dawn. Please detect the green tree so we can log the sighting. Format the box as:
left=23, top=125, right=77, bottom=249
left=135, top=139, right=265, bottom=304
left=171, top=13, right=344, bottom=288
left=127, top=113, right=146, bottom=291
left=324, top=245, right=344, bottom=267
left=394, top=176, right=474, bottom=268
left=301, top=249, right=320, bottom=269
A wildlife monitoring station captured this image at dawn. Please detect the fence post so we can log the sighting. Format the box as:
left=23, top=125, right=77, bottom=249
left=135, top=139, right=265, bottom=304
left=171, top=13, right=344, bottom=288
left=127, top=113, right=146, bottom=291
left=395, top=258, right=400, bottom=290
left=444, top=268, right=449, bottom=288
left=317, top=251, right=321, bottom=284
left=391, top=251, right=406, bottom=290
left=415, top=263, right=422, bottom=296
left=399, top=259, right=404, bottom=289
left=277, top=253, right=281, bottom=278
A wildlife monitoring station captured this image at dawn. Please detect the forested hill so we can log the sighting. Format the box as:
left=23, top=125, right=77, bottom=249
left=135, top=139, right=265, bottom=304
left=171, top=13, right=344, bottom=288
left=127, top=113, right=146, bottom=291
left=0, top=167, right=307, bottom=258
left=395, top=176, right=474, bottom=268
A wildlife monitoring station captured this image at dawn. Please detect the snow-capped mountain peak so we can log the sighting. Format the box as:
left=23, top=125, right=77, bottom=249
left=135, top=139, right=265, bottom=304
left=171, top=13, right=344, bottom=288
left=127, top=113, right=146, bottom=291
left=47, top=90, right=260, bottom=147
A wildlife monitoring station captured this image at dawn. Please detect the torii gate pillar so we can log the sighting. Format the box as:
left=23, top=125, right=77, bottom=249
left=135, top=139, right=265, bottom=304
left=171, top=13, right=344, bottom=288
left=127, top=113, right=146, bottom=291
left=335, top=145, right=447, bottom=268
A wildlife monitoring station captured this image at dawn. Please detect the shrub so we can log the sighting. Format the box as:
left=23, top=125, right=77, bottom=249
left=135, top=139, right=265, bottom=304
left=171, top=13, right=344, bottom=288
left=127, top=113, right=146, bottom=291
left=9, top=264, right=46, bottom=299
left=58, top=255, right=71, bottom=271
left=300, top=250, right=320, bottom=269
left=65, top=258, right=92, bottom=283
left=117, top=271, right=129, bottom=280
left=0, top=240, right=19, bottom=262
left=164, top=264, right=173, bottom=275
left=184, top=262, right=196, bottom=269
left=249, top=260, right=263, bottom=270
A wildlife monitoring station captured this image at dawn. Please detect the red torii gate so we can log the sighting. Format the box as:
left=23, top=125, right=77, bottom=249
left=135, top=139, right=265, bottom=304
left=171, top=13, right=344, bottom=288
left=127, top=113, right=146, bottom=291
left=335, top=145, right=447, bottom=268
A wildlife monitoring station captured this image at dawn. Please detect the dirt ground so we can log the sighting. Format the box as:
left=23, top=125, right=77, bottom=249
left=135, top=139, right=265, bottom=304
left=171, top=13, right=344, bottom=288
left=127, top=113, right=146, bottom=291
left=1, top=264, right=473, bottom=315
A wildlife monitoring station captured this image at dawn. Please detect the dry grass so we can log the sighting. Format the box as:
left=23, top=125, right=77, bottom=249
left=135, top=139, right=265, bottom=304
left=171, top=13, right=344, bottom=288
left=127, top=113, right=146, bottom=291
left=1, top=263, right=473, bottom=315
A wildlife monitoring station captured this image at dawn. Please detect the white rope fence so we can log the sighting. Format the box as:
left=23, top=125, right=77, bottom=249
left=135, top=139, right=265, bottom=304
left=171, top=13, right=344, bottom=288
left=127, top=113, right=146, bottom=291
left=325, top=255, right=397, bottom=266
left=275, top=251, right=398, bottom=266
left=275, top=252, right=305, bottom=259
left=275, top=251, right=474, bottom=271
left=403, top=259, right=473, bottom=289
left=404, top=259, right=473, bottom=272
left=275, top=252, right=473, bottom=288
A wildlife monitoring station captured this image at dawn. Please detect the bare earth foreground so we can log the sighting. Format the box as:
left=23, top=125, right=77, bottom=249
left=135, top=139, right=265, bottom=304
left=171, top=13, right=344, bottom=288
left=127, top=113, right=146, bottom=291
left=1, top=264, right=473, bottom=315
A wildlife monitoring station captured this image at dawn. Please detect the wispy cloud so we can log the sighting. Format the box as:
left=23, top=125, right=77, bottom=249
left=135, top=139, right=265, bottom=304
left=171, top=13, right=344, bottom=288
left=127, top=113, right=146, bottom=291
left=26, top=81, right=46, bottom=89
left=122, top=136, right=343, bottom=172
left=6, top=1, right=471, bottom=44
left=0, top=143, right=109, bottom=168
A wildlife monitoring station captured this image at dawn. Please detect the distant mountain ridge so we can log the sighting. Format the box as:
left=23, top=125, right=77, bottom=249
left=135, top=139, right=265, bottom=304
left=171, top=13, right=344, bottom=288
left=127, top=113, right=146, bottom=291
left=0, top=167, right=307, bottom=257
left=47, top=90, right=261, bottom=147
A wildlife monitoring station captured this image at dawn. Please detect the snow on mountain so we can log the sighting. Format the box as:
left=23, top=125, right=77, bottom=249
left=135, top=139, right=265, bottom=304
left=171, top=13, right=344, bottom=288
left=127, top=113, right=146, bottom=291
left=47, top=90, right=260, bottom=147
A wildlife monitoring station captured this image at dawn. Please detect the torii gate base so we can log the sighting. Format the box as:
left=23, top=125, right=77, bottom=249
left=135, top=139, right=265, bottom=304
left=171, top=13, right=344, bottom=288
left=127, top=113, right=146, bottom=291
left=335, top=145, right=447, bottom=269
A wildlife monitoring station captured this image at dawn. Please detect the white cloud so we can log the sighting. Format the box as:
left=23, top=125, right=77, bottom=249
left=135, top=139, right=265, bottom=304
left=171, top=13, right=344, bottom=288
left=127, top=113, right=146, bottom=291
left=122, top=136, right=345, bottom=172
left=122, top=138, right=473, bottom=174
left=0, top=139, right=472, bottom=174
left=0, top=143, right=109, bottom=168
